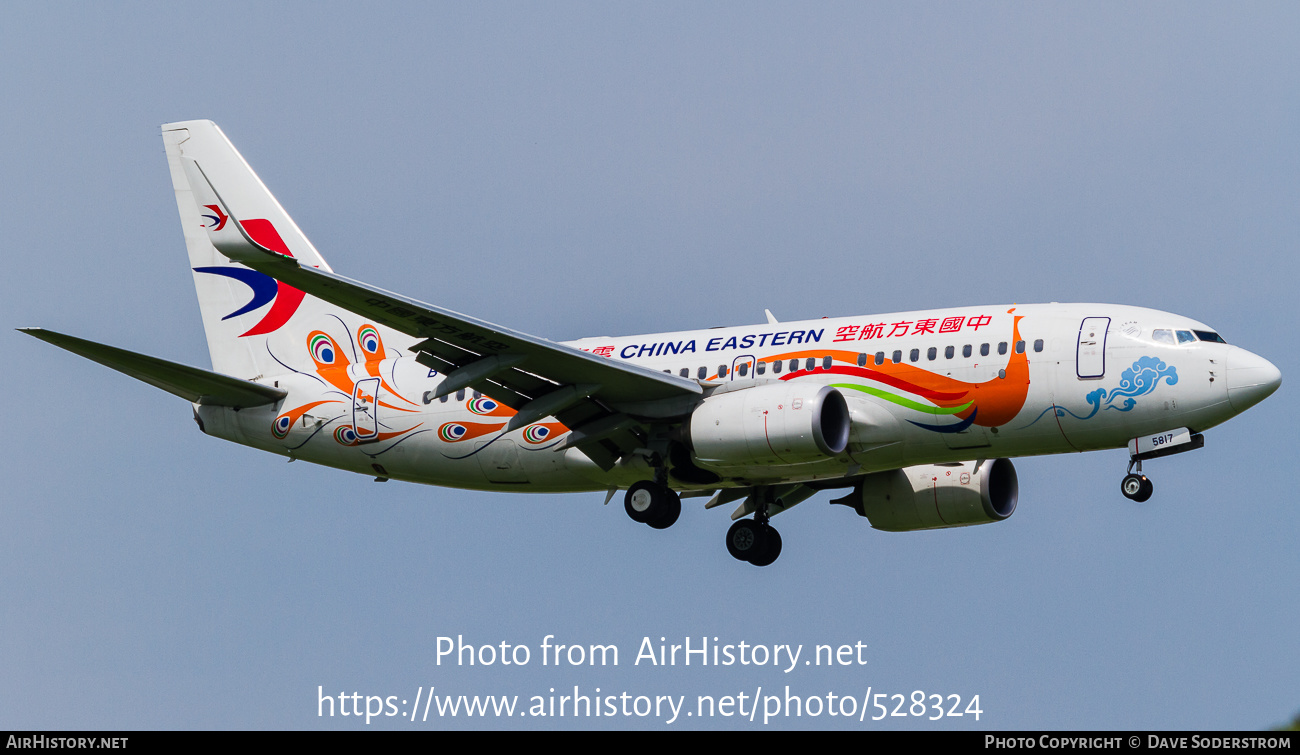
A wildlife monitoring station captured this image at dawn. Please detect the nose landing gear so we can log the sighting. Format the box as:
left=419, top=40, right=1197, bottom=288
left=1120, top=457, right=1154, bottom=502
left=1121, top=472, right=1153, bottom=502
left=1119, top=429, right=1207, bottom=503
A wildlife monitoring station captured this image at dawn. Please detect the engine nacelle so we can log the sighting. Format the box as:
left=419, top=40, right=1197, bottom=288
left=840, top=458, right=1019, bottom=531
left=689, top=383, right=850, bottom=469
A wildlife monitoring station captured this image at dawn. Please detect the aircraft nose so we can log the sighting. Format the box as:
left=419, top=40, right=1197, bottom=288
left=1226, top=347, right=1282, bottom=412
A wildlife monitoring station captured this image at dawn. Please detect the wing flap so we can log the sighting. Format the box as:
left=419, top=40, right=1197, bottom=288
left=20, top=328, right=286, bottom=408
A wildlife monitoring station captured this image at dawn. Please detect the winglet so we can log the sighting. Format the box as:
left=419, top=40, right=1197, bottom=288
left=181, top=156, right=300, bottom=268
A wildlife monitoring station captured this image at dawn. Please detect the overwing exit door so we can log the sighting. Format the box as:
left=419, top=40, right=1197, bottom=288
left=731, top=355, right=755, bottom=380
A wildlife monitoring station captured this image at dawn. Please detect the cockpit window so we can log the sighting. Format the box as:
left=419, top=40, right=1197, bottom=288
left=1176, top=330, right=1196, bottom=344
left=1152, top=329, right=1175, bottom=345
left=1194, top=330, right=1227, bottom=344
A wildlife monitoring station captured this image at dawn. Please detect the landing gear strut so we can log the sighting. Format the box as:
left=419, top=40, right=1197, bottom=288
left=624, top=480, right=681, bottom=529
left=1121, top=458, right=1153, bottom=503
left=725, top=489, right=782, bottom=566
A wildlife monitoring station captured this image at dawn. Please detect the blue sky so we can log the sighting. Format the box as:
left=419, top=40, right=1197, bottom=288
left=3, top=2, right=1297, bottom=729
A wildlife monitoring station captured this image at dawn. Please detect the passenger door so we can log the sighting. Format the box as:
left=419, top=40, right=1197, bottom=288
left=1076, top=317, right=1110, bottom=379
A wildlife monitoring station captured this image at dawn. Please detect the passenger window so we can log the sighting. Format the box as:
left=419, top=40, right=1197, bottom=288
left=927, top=347, right=937, bottom=361
left=823, top=355, right=833, bottom=370
left=773, top=360, right=783, bottom=374
left=805, top=357, right=816, bottom=371
left=980, top=343, right=990, bottom=357
left=738, top=363, right=749, bottom=377
left=998, top=342, right=1008, bottom=355
left=680, top=368, right=689, bottom=377
left=789, top=359, right=799, bottom=372
left=945, top=345, right=955, bottom=359
left=1152, top=329, right=1175, bottom=345
left=1176, top=330, right=1196, bottom=344
left=719, top=365, right=728, bottom=377
left=891, top=350, right=902, bottom=364
left=472, top=390, right=482, bottom=399
left=909, top=349, right=920, bottom=363
left=756, top=361, right=766, bottom=375
left=697, top=366, right=707, bottom=379
left=875, top=352, right=885, bottom=365
left=1034, top=339, right=1044, bottom=353
left=439, top=394, right=449, bottom=403
left=857, top=353, right=867, bottom=367
left=962, top=344, right=972, bottom=358
left=1015, top=340, right=1025, bottom=354
left=456, top=389, right=466, bottom=401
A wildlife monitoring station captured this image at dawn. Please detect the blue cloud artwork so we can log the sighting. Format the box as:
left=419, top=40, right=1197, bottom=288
left=1021, top=356, right=1178, bottom=427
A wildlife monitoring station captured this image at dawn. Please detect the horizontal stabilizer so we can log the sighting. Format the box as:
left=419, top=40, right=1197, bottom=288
left=20, top=328, right=286, bottom=408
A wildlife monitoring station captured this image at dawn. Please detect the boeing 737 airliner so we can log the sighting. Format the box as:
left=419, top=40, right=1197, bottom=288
left=22, top=120, right=1282, bottom=566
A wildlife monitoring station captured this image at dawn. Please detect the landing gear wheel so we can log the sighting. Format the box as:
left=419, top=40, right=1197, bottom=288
left=624, top=481, right=681, bottom=528
left=748, top=526, right=782, bottom=567
left=625, top=481, right=659, bottom=523
left=1121, top=473, right=1153, bottom=503
left=646, top=489, right=682, bottom=530
left=726, top=519, right=768, bottom=562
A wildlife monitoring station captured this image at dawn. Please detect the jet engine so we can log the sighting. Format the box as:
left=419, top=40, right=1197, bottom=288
left=834, top=458, right=1019, bottom=531
left=688, top=383, right=850, bottom=469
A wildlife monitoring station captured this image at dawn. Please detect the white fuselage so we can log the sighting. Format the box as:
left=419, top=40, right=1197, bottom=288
left=194, top=302, right=1273, bottom=493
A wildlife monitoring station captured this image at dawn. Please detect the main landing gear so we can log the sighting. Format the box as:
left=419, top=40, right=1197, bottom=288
left=1121, top=458, right=1153, bottom=503
left=624, top=480, right=681, bottom=529
left=622, top=479, right=784, bottom=566
left=725, top=489, right=782, bottom=567
left=726, top=518, right=782, bottom=567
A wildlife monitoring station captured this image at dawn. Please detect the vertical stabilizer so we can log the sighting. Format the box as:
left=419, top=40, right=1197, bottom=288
left=163, top=120, right=335, bottom=379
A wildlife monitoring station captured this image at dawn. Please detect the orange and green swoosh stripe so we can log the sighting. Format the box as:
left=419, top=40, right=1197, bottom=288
left=831, top=383, right=973, bottom=415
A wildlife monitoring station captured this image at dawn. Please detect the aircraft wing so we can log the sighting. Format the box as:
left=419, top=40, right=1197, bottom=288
left=183, top=157, right=702, bottom=468
left=20, top=327, right=286, bottom=408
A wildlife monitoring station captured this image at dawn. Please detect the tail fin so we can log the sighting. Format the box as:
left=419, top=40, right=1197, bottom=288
left=162, top=120, right=333, bottom=379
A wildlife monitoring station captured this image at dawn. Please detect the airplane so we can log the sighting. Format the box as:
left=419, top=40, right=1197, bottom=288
left=22, top=120, right=1282, bottom=567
